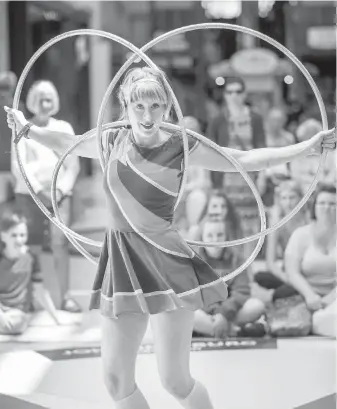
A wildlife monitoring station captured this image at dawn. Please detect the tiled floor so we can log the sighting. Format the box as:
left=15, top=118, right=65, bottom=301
left=0, top=337, right=335, bottom=409
left=1, top=169, right=335, bottom=408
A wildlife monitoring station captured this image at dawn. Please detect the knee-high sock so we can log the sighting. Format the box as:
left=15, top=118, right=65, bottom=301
left=115, top=386, right=150, bottom=409
left=178, top=380, right=214, bottom=409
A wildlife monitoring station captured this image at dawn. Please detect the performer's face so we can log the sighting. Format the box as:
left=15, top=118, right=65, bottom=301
left=279, top=189, right=300, bottom=213
left=1, top=223, right=28, bottom=258
left=207, top=196, right=228, bottom=219
left=202, top=221, right=226, bottom=259
left=127, top=97, right=166, bottom=142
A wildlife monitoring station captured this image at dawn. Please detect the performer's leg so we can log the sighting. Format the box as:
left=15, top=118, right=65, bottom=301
left=151, top=308, right=214, bottom=408
left=101, top=313, right=150, bottom=408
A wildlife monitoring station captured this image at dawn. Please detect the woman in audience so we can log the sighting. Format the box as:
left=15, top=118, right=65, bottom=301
left=254, top=180, right=308, bottom=301
left=0, top=211, right=57, bottom=335
left=290, top=119, right=336, bottom=193
left=193, top=217, right=265, bottom=338
left=284, top=183, right=336, bottom=337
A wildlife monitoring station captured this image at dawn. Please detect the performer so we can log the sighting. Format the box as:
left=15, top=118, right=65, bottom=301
left=5, top=67, right=336, bottom=409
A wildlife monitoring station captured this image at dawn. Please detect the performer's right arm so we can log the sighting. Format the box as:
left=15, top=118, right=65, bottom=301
left=5, top=106, right=100, bottom=159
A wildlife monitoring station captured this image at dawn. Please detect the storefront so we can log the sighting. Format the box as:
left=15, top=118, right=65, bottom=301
left=284, top=1, right=336, bottom=125
left=8, top=1, right=91, bottom=135
left=208, top=47, right=292, bottom=116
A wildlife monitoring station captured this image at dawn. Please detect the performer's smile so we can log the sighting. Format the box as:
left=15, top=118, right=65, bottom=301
left=141, top=123, right=154, bottom=130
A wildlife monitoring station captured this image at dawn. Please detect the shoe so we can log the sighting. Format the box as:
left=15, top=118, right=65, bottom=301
left=237, top=322, right=266, bottom=338
left=61, top=297, right=82, bottom=313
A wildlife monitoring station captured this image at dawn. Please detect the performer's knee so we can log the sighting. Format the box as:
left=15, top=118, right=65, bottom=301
left=159, top=372, right=194, bottom=399
left=103, top=364, right=135, bottom=401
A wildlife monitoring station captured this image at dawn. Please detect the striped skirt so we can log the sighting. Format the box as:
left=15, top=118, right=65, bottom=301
left=89, top=229, right=228, bottom=318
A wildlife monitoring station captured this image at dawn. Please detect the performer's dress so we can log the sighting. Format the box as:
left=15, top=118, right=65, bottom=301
left=89, top=129, right=228, bottom=318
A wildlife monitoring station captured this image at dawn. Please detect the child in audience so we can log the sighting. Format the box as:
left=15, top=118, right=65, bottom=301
left=188, top=189, right=241, bottom=243
left=193, top=217, right=265, bottom=338
left=254, top=180, right=308, bottom=301
left=0, top=211, right=58, bottom=335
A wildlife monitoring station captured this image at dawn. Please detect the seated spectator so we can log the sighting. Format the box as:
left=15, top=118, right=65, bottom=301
left=0, top=211, right=58, bottom=335
left=188, top=189, right=241, bottom=243
left=254, top=180, right=308, bottom=301
left=256, top=107, right=294, bottom=207
left=193, top=217, right=265, bottom=338
left=290, top=119, right=335, bottom=193
left=283, top=183, right=336, bottom=337
left=174, top=116, right=211, bottom=235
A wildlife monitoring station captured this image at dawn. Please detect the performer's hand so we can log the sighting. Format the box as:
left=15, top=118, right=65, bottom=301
left=308, top=127, right=336, bottom=155
left=4, top=106, right=28, bottom=134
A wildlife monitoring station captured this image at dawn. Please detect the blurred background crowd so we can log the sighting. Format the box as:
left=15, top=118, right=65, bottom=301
left=0, top=1, right=335, bottom=340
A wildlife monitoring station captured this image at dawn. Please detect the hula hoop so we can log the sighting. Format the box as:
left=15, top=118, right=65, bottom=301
left=97, top=23, right=327, bottom=250
left=11, top=29, right=189, bottom=264
left=12, top=24, right=328, bottom=278
left=51, top=120, right=267, bottom=280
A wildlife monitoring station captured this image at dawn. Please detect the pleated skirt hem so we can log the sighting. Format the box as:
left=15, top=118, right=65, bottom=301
left=89, top=277, right=228, bottom=318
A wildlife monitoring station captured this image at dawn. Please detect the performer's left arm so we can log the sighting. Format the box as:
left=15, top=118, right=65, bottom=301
left=189, top=128, right=336, bottom=172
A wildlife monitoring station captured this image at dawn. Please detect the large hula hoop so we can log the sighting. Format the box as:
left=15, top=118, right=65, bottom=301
left=12, top=24, right=328, bottom=278
left=51, top=120, right=267, bottom=281
left=96, top=23, right=328, bottom=250
left=12, top=29, right=190, bottom=265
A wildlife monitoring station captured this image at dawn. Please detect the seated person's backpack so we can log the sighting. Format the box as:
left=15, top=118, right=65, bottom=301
left=266, top=295, right=312, bottom=337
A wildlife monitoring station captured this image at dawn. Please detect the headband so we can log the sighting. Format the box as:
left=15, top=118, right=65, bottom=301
left=132, top=78, right=161, bottom=86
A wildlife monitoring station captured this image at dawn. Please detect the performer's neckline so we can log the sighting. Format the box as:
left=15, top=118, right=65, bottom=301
left=130, top=131, right=178, bottom=150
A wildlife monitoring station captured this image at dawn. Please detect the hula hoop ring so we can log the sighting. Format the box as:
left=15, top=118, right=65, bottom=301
left=12, top=24, right=328, bottom=282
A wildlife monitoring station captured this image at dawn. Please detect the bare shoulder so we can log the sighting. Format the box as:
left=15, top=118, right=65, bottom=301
left=290, top=224, right=311, bottom=242
left=51, top=118, right=74, bottom=134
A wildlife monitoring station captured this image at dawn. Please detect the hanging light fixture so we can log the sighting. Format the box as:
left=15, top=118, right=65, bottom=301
left=201, top=1, right=242, bottom=19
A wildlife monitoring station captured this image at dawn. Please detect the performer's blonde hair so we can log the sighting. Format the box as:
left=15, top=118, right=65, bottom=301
left=26, top=80, right=60, bottom=116
left=118, top=67, right=172, bottom=120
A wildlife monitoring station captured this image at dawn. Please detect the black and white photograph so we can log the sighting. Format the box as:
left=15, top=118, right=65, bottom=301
left=0, top=1, right=336, bottom=408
